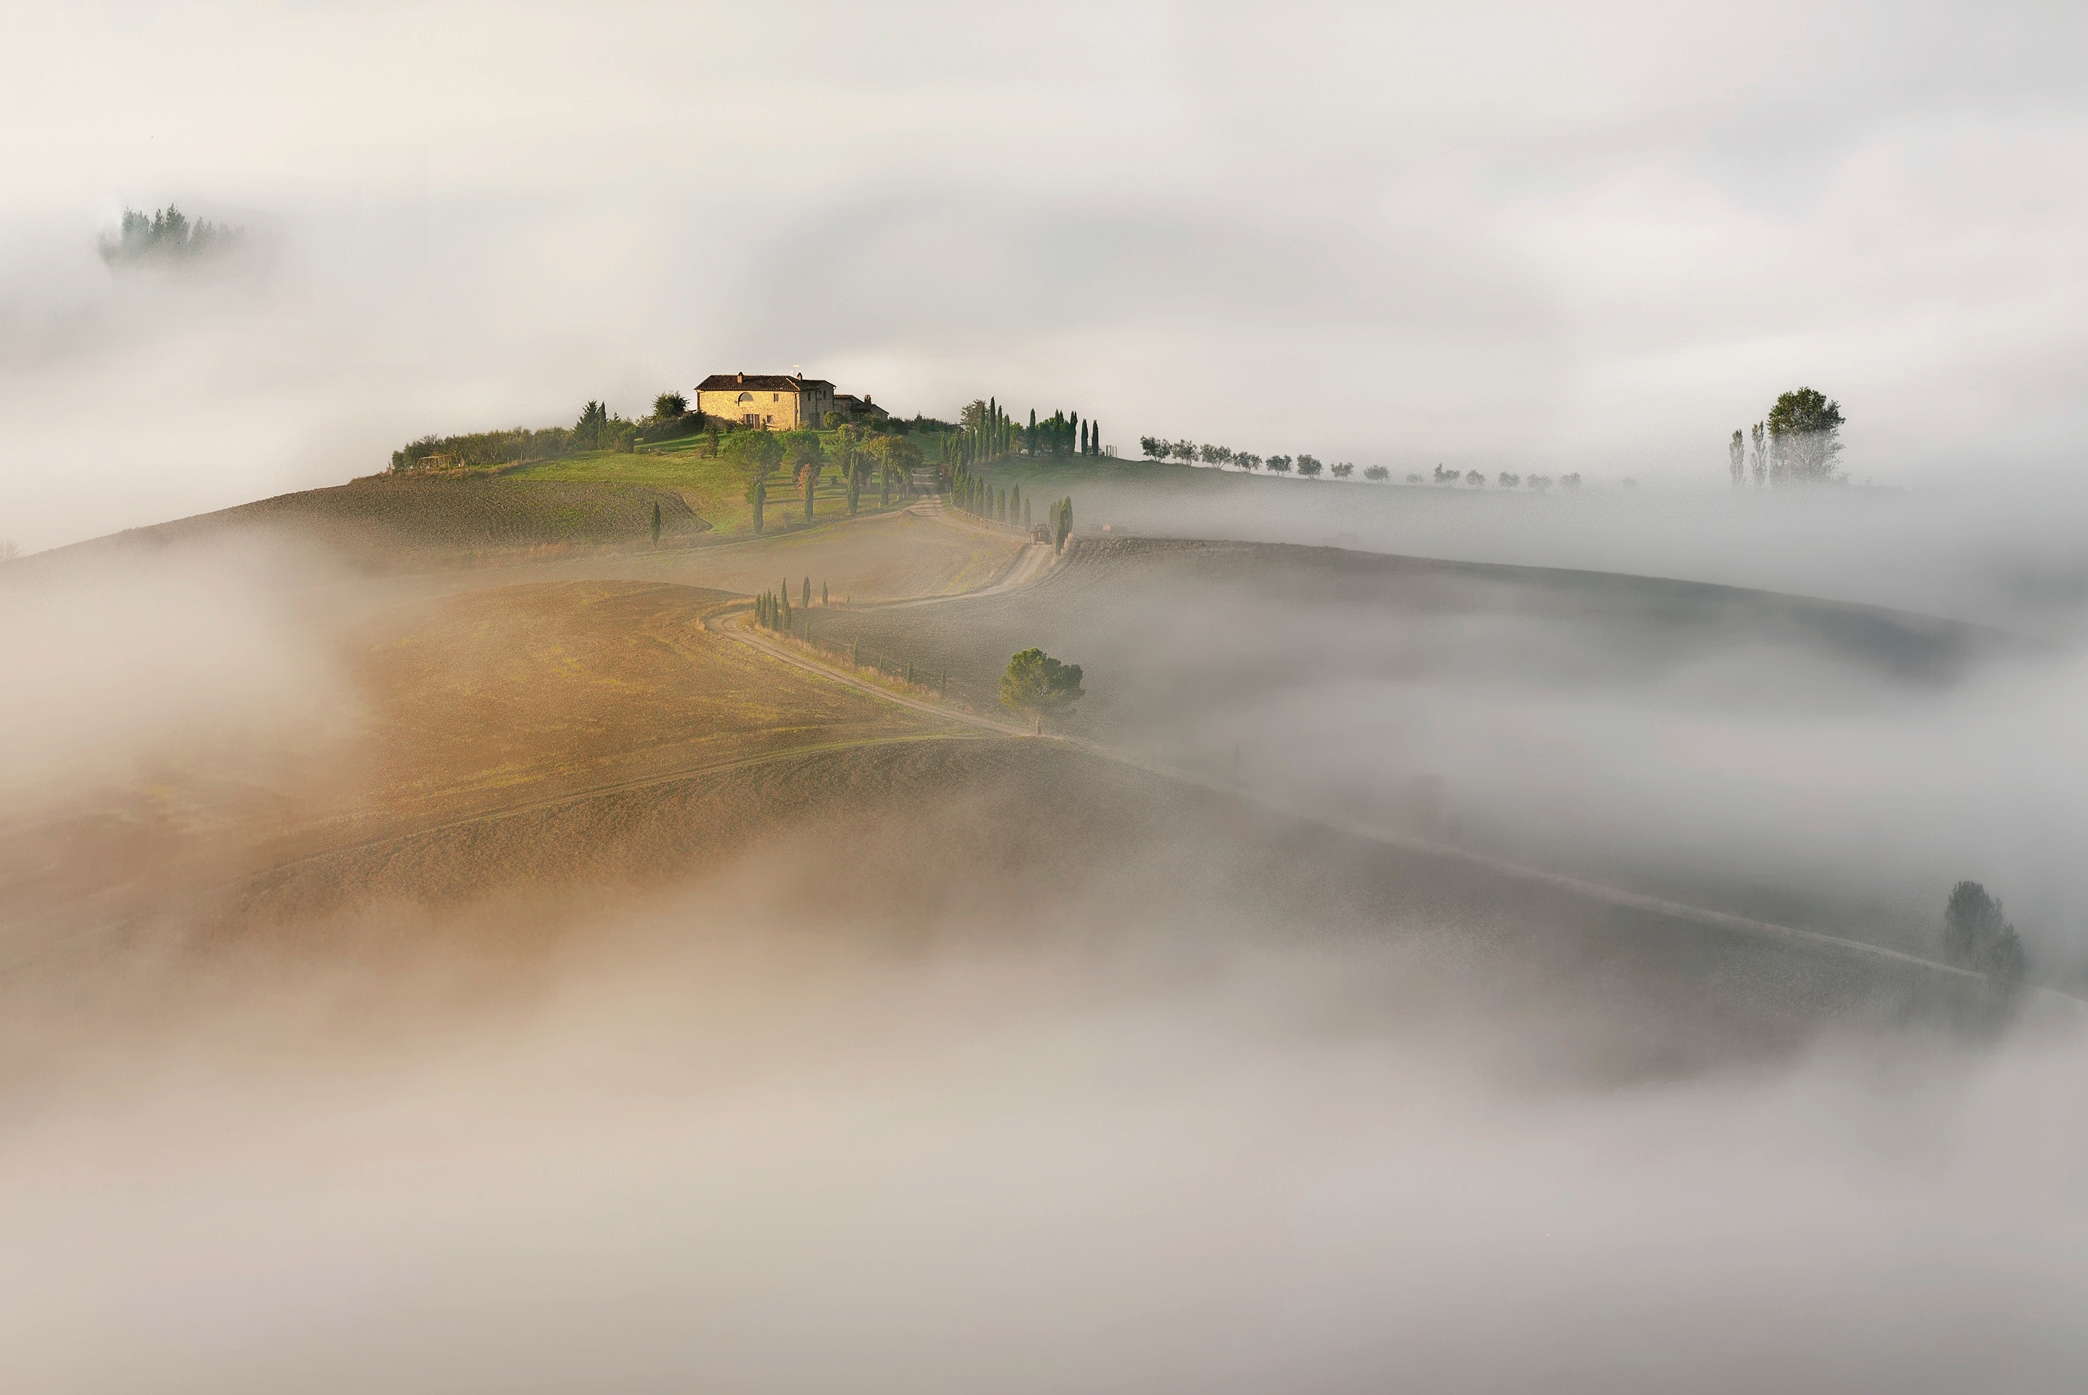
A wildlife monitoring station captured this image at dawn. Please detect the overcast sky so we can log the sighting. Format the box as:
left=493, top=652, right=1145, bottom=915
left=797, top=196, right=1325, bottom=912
left=2, top=0, right=2085, bottom=547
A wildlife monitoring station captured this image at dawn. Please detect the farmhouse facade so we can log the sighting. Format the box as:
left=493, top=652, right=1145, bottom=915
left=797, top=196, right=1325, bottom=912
left=695, top=373, right=836, bottom=430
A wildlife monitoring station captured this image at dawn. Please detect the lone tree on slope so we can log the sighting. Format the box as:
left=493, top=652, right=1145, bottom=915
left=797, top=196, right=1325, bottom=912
left=1943, top=880, right=2027, bottom=991
left=1000, top=647, right=1085, bottom=734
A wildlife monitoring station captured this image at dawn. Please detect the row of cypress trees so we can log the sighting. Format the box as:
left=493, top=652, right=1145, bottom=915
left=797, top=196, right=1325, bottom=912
left=957, top=397, right=1014, bottom=468
left=956, top=398, right=1105, bottom=469
left=949, top=470, right=1074, bottom=550
left=1048, top=496, right=1073, bottom=551
left=953, top=468, right=1027, bottom=525
left=754, top=586, right=792, bottom=631
left=1024, top=409, right=1101, bottom=457
left=754, top=577, right=829, bottom=631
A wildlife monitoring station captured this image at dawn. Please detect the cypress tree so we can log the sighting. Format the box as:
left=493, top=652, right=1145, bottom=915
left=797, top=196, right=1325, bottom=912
left=650, top=500, right=662, bottom=546
left=1070, top=412, right=1079, bottom=457
left=1011, top=484, right=1020, bottom=522
left=822, top=580, right=829, bottom=605
left=802, top=577, right=811, bottom=609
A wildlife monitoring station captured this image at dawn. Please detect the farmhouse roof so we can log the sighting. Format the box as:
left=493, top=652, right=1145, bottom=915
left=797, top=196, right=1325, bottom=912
left=696, top=373, right=834, bottom=392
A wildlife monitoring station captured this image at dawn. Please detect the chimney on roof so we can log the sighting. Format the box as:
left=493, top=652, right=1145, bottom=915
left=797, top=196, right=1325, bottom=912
left=736, top=372, right=744, bottom=384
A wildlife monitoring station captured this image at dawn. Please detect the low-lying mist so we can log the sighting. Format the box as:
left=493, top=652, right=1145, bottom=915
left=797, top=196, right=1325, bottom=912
left=1, top=804, right=2082, bottom=1395
left=809, top=529, right=2088, bottom=984
left=3, top=507, right=2085, bottom=1392
left=1057, top=466, right=2088, bottom=636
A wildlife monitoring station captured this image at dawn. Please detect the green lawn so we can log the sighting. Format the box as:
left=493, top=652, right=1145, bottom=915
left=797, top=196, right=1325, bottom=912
left=507, top=431, right=954, bottom=536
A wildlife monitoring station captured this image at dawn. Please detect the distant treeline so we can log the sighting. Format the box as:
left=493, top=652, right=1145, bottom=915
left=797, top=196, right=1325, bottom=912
left=1141, top=436, right=1598, bottom=490
left=392, top=425, right=577, bottom=473
left=100, top=205, right=242, bottom=268
left=1416, top=464, right=1582, bottom=490
left=1139, top=437, right=1355, bottom=479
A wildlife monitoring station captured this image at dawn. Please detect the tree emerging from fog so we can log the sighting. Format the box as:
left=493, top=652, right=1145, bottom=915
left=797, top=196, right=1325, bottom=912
left=1729, top=389, right=1845, bottom=487
left=1943, top=881, right=2027, bottom=991
left=1000, top=648, right=1084, bottom=733
left=99, top=205, right=242, bottom=269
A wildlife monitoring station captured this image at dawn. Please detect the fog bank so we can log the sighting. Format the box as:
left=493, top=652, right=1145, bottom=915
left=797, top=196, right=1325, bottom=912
left=1, top=869, right=2082, bottom=1395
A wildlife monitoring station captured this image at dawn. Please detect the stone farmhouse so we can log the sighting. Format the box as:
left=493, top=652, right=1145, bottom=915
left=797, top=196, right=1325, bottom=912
left=695, top=373, right=837, bottom=430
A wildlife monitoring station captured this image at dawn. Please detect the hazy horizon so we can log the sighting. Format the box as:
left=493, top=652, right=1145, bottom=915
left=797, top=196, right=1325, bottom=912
left=5, top=0, right=2088, bottom=550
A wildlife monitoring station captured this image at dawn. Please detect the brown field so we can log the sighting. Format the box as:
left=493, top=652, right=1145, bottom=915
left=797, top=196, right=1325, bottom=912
left=213, top=735, right=1999, bottom=1070
left=0, top=513, right=2009, bottom=1044
left=0, top=572, right=966, bottom=977
left=498, top=504, right=1027, bottom=605
left=74, top=476, right=714, bottom=570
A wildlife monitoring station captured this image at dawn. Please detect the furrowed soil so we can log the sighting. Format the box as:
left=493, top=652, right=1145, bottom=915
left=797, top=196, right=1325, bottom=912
left=0, top=575, right=963, bottom=976
left=93, top=476, right=714, bottom=568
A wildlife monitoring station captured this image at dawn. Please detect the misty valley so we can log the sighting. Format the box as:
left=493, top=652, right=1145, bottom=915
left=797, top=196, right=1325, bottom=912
left=6, top=6, right=2088, bottom=1387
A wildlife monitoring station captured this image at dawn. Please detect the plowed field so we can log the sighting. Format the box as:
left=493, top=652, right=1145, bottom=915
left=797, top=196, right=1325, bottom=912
left=95, top=476, right=712, bottom=567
